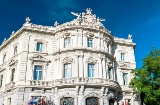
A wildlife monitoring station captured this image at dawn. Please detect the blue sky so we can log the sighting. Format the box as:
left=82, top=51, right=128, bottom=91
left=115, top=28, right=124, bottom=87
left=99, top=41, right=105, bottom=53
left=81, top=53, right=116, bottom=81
left=0, top=0, right=160, bottom=68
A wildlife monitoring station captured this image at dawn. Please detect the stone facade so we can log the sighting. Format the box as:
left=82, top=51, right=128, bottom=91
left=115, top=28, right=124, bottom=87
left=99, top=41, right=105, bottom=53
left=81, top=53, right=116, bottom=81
left=0, top=9, right=140, bottom=105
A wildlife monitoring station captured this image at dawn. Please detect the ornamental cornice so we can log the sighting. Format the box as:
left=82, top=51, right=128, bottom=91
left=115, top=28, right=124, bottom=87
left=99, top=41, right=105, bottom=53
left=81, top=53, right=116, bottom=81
left=114, top=41, right=136, bottom=47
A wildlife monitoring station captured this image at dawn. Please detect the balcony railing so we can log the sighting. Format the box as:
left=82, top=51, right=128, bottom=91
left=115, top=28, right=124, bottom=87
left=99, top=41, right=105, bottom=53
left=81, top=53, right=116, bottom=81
left=26, top=80, right=52, bottom=87
left=53, top=77, right=119, bottom=88
left=3, top=78, right=119, bottom=89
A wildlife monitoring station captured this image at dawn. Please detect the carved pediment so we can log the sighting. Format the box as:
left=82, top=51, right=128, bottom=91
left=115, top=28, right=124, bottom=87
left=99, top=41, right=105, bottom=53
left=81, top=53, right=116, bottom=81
left=62, top=57, right=73, bottom=63
left=84, top=92, right=99, bottom=98
left=86, top=57, right=97, bottom=64
left=30, top=55, right=50, bottom=63
left=119, top=62, right=131, bottom=68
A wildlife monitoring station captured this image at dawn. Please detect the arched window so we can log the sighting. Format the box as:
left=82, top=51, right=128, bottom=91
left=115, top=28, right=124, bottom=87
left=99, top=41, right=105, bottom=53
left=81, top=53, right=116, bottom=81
left=60, top=97, right=74, bottom=105
left=86, top=97, right=99, bottom=105
left=109, top=99, right=114, bottom=105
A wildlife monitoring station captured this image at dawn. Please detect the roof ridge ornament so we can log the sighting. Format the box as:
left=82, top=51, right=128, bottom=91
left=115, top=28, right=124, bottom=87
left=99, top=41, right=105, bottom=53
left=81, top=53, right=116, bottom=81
left=86, top=8, right=92, bottom=14
left=25, top=17, right=31, bottom=23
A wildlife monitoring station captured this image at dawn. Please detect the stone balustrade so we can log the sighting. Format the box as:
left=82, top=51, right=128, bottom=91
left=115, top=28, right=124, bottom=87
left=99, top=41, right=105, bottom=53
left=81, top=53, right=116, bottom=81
left=53, top=77, right=119, bottom=88
left=26, top=80, right=52, bottom=87
left=6, top=78, right=119, bottom=89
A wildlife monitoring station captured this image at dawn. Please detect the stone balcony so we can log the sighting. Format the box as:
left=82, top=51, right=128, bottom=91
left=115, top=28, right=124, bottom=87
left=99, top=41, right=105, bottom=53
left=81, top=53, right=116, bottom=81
left=25, top=80, right=52, bottom=88
left=53, top=77, right=120, bottom=88
left=25, top=77, right=119, bottom=88
left=1, top=78, right=120, bottom=90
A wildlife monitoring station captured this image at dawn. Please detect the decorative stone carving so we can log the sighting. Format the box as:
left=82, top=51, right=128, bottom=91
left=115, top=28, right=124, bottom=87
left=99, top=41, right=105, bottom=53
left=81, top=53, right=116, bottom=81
left=9, top=59, right=18, bottom=66
left=86, top=57, right=97, bottom=64
left=30, top=55, right=50, bottom=65
left=25, top=17, right=30, bottom=23
left=119, top=62, right=130, bottom=68
left=128, top=34, right=132, bottom=39
left=62, top=57, right=73, bottom=63
left=54, top=21, right=59, bottom=27
left=108, top=62, right=113, bottom=68
left=85, top=92, right=99, bottom=98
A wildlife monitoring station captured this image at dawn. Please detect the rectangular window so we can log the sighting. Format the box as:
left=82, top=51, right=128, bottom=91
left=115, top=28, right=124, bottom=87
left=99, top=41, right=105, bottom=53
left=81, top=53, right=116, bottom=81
left=36, top=42, right=43, bottom=52
left=11, top=69, right=15, bottom=82
left=108, top=68, right=112, bottom=79
left=87, top=38, right=92, bottom=47
left=3, top=54, right=6, bottom=62
left=64, top=64, right=71, bottom=78
left=0, top=75, right=3, bottom=87
left=34, top=66, right=42, bottom=80
left=123, top=73, right=128, bottom=85
left=14, top=46, right=17, bottom=55
left=88, top=64, right=94, bottom=77
left=120, top=53, right=125, bottom=61
left=64, top=37, right=71, bottom=48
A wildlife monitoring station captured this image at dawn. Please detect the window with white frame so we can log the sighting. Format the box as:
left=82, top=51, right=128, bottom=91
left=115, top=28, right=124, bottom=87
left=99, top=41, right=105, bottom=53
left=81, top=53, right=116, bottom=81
left=33, top=65, right=42, bottom=80
left=3, top=53, right=6, bottom=62
left=88, top=64, right=94, bottom=77
left=64, top=64, right=71, bottom=78
left=0, top=75, right=3, bottom=87
left=11, top=68, right=15, bottom=82
left=123, top=73, right=128, bottom=85
left=64, top=37, right=71, bottom=48
left=87, top=38, right=93, bottom=47
left=14, top=46, right=17, bottom=55
left=108, top=68, right=112, bottom=79
left=120, top=53, right=125, bottom=61
left=36, top=42, right=43, bottom=52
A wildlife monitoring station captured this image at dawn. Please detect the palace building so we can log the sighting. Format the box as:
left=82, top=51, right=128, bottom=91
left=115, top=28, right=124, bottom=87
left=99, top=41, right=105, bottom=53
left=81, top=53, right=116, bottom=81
left=0, top=8, right=140, bottom=105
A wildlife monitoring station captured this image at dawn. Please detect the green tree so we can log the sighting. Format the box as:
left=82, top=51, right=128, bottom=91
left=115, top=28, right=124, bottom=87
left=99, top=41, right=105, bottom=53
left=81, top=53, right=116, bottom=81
left=130, top=48, right=160, bottom=105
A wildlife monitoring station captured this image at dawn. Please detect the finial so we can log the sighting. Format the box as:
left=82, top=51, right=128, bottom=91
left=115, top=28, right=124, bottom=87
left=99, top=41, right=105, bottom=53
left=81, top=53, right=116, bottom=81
left=12, top=31, right=15, bottom=34
left=54, top=21, right=59, bottom=27
left=3, top=38, right=6, bottom=43
left=128, top=34, right=132, bottom=39
left=25, top=17, right=31, bottom=23
left=86, top=8, right=92, bottom=14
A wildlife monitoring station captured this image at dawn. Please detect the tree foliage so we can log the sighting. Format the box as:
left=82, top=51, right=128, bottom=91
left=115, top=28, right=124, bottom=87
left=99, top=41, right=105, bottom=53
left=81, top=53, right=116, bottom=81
left=130, top=48, right=160, bottom=105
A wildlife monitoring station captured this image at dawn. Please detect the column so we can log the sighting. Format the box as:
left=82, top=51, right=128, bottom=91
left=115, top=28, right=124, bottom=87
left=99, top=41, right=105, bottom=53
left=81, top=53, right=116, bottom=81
left=114, top=100, right=118, bottom=105
left=57, top=57, right=60, bottom=79
left=102, top=58, right=106, bottom=79
left=74, top=55, right=79, bottom=77
left=83, top=35, right=86, bottom=47
left=99, top=58, right=103, bottom=78
left=106, top=62, right=109, bottom=79
left=79, top=55, right=83, bottom=77
left=103, top=97, right=109, bottom=105
left=100, top=98, right=103, bottom=105
left=77, top=96, right=84, bottom=105
left=109, top=45, right=111, bottom=53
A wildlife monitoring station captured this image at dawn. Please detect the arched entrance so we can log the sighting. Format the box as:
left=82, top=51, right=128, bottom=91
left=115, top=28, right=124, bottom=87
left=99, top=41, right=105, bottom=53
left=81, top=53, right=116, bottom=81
left=60, top=97, right=74, bottom=105
left=109, top=98, right=114, bottom=105
left=86, top=97, right=99, bottom=105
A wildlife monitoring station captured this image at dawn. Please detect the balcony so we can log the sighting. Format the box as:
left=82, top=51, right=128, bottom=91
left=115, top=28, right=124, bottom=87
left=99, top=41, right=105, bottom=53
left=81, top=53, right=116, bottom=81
left=26, top=80, right=52, bottom=88
left=8, top=78, right=119, bottom=89
left=53, top=77, right=120, bottom=88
